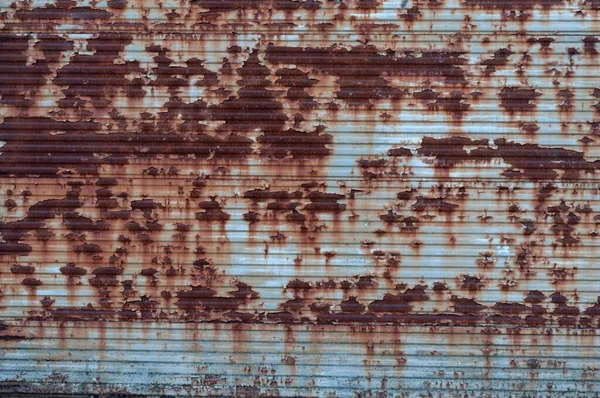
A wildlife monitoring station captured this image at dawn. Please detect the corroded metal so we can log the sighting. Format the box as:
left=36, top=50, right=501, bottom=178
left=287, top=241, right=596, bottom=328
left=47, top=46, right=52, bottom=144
left=1, top=0, right=600, bottom=396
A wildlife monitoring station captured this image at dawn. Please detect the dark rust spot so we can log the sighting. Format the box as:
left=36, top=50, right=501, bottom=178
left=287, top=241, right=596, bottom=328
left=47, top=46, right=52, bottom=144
left=10, top=264, right=35, bottom=274
left=89, top=266, right=122, bottom=287
left=21, top=278, right=42, bottom=287
left=304, top=191, right=346, bottom=213
left=481, top=48, right=514, bottom=73
left=60, top=263, right=87, bottom=276
left=451, top=296, right=485, bottom=313
left=412, top=196, right=459, bottom=213
left=176, top=286, right=240, bottom=312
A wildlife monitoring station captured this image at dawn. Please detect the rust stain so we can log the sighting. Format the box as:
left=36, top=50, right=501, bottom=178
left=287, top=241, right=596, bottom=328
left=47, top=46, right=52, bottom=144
left=1, top=0, right=600, bottom=395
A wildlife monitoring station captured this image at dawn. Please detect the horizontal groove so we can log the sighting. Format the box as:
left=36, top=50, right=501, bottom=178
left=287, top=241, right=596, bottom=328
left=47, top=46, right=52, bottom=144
left=0, top=121, right=596, bottom=127
left=1, top=198, right=593, bottom=204
left=0, top=260, right=594, bottom=268
left=2, top=177, right=599, bottom=183
left=0, top=36, right=599, bottom=44
left=0, top=359, right=595, bottom=374
left=1, top=6, right=592, bottom=12
left=0, top=109, right=597, bottom=115
left=1, top=49, right=599, bottom=54
left=0, top=241, right=596, bottom=249
left=0, top=344, right=593, bottom=357
left=1, top=153, right=598, bottom=160
left=1, top=327, right=599, bottom=342
left=2, top=153, right=599, bottom=161
left=0, top=380, right=591, bottom=394
left=0, top=259, right=591, bottom=269
left=7, top=267, right=587, bottom=276
left=0, top=138, right=593, bottom=146
left=0, top=363, right=591, bottom=377
left=0, top=205, right=597, bottom=211
left=5, top=208, right=598, bottom=214
left=2, top=25, right=600, bottom=31
left=3, top=63, right=600, bottom=71
left=1, top=240, right=599, bottom=249
left=0, top=117, right=597, bottom=124
left=0, top=368, right=595, bottom=384
left=1, top=181, right=596, bottom=188
left=3, top=92, right=600, bottom=101
left=4, top=338, right=595, bottom=351
left=1, top=303, right=599, bottom=311
left=2, top=34, right=599, bottom=41
left=0, top=266, right=591, bottom=275
left=1, top=176, right=597, bottom=183
left=0, top=59, right=597, bottom=68
left=7, top=289, right=591, bottom=300
left=0, top=34, right=598, bottom=45
left=1, top=131, right=599, bottom=139
left=0, top=113, right=596, bottom=119
left=0, top=274, right=591, bottom=283
left=0, top=219, right=593, bottom=226
left=0, top=283, right=596, bottom=294
left=0, top=321, right=593, bottom=334
left=2, top=189, right=599, bottom=195
left=3, top=10, right=591, bottom=15
left=4, top=205, right=598, bottom=212
left=2, top=197, right=598, bottom=204
left=1, top=215, right=599, bottom=223
left=1, top=50, right=598, bottom=56
left=0, top=358, right=596, bottom=372
left=0, top=89, right=597, bottom=97
left=4, top=27, right=600, bottom=33
left=0, top=321, right=598, bottom=330
left=7, top=18, right=595, bottom=23
left=4, top=163, right=600, bottom=172
left=1, top=180, right=594, bottom=187
left=0, top=149, right=600, bottom=157
left=0, top=61, right=599, bottom=70
left=0, top=264, right=596, bottom=273
left=2, top=293, right=598, bottom=303
left=5, top=109, right=598, bottom=114
left=0, top=213, right=600, bottom=219
left=0, top=280, right=596, bottom=288
left=0, top=320, right=597, bottom=330
left=0, top=392, right=591, bottom=398
left=1, top=273, right=598, bottom=282
left=0, top=233, right=598, bottom=243
left=2, top=209, right=596, bottom=216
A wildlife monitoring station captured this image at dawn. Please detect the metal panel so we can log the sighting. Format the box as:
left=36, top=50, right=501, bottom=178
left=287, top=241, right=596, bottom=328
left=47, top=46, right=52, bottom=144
left=1, top=0, right=600, bottom=396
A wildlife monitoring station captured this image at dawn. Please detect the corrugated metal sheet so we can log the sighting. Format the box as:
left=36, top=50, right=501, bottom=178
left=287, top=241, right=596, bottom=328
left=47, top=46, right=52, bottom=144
left=1, top=0, right=600, bottom=396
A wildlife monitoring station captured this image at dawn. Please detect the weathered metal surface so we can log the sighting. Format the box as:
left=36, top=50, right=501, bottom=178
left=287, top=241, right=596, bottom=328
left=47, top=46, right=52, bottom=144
left=1, top=0, right=600, bottom=396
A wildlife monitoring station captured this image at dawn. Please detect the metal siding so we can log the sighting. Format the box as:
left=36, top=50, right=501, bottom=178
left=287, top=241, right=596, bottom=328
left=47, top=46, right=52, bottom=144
left=0, top=0, right=600, bottom=396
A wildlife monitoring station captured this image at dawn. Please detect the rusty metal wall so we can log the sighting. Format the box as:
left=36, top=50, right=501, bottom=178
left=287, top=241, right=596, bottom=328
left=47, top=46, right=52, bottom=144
left=1, top=0, right=600, bottom=396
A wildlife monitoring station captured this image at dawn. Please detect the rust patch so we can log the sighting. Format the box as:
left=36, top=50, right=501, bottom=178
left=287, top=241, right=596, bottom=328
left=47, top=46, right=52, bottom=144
left=176, top=286, right=241, bottom=313
left=1, top=2, right=600, bottom=394
left=417, top=136, right=600, bottom=180
left=10, top=264, right=35, bottom=274
left=59, top=263, right=87, bottom=276
left=464, top=0, right=563, bottom=9
left=304, top=191, right=346, bottom=213
left=265, top=44, right=467, bottom=106
left=46, top=305, right=116, bottom=321
left=0, top=33, right=49, bottom=108
left=498, top=87, right=542, bottom=112
left=481, top=48, right=514, bottom=74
